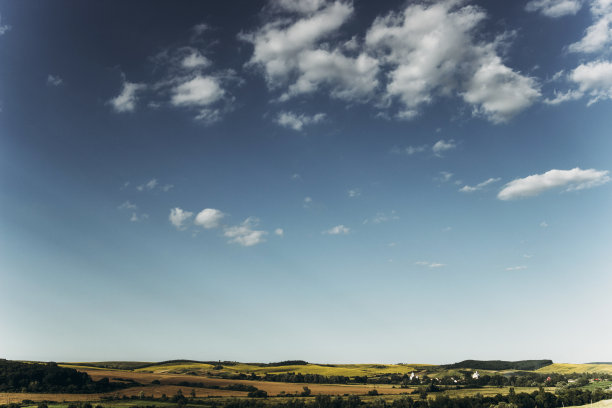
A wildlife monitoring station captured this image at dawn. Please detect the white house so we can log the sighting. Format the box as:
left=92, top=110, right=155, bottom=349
left=472, top=371, right=480, bottom=379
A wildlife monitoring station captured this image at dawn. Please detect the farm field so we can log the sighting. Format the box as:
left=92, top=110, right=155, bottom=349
left=536, top=364, right=612, bottom=375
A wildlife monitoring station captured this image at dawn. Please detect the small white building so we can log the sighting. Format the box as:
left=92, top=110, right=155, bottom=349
left=472, top=371, right=480, bottom=379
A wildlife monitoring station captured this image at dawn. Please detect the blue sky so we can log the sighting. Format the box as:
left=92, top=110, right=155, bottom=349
left=0, top=0, right=611, bottom=364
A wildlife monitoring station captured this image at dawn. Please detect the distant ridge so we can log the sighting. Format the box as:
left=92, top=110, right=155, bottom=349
left=588, top=362, right=612, bottom=365
left=443, top=359, right=553, bottom=370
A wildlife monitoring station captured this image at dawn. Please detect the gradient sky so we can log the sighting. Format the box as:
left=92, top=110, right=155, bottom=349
left=1, top=0, right=611, bottom=364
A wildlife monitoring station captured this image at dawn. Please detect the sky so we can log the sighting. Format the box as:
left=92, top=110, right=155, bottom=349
left=0, top=0, right=611, bottom=365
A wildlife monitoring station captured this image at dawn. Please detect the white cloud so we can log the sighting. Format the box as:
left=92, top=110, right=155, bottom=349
left=274, top=0, right=327, bottom=14
left=498, top=167, right=610, bottom=200
left=347, top=188, right=361, bottom=198
left=169, top=207, right=194, bottom=230
left=323, top=224, right=350, bottom=235
left=526, top=0, right=583, bottom=18
left=459, top=177, right=501, bottom=193
left=109, top=81, right=145, bottom=113
left=275, top=111, right=326, bottom=131
left=242, top=1, right=379, bottom=102
left=291, top=173, right=301, bottom=180
left=438, top=171, right=454, bottom=182
left=181, top=51, right=210, bottom=69
left=303, top=196, right=313, bottom=208
left=274, top=228, right=284, bottom=236
left=365, top=1, right=539, bottom=122
left=363, top=211, right=398, bottom=224
left=47, top=74, right=63, bottom=86
left=540, top=221, right=549, bottom=228
left=405, top=145, right=428, bottom=155
left=416, top=261, right=445, bottom=268
left=224, top=217, right=267, bottom=246
left=161, top=184, right=174, bottom=192
left=570, top=60, right=612, bottom=105
left=137, top=178, right=159, bottom=191
left=0, top=14, right=10, bottom=36
left=569, top=0, right=612, bottom=53
left=506, top=265, right=527, bottom=271
left=462, top=53, right=541, bottom=123
left=171, top=75, right=225, bottom=107
left=432, top=139, right=456, bottom=156
left=130, top=212, right=149, bottom=222
left=194, top=208, right=225, bottom=229
left=118, top=201, right=138, bottom=210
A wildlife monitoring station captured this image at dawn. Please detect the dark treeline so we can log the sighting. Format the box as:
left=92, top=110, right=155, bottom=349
left=205, top=388, right=612, bottom=408
left=0, top=360, right=128, bottom=393
left=212, top=370, right=611, bottom=388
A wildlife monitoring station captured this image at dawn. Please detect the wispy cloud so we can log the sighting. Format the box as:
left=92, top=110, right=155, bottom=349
left=416, top=261, right=445, bottom=268
left=275, top=111, right=326, bottom=131
left=525, top=0, right=583, bottom=18
left=47, top=74, right=63, bottom=87
left=459, top=177, right=501, bottom=193
left=224, top=217, right=267, bottom=246
left=363, top=211, right=398, bottom=224
left=0, top=14, right=10, bottom=36
left=432, top=139, right=456, bottom=156
left=506, top=265, right=527, bottom=271
left=109, top=79, right=146, bottom=113
left=498, top=168, right=610, bottom=200
left=347, top=188, right=361, bottom=198
left=117, top=201, right=137, bottom=210
left=323, top=224, right=350, bottom=235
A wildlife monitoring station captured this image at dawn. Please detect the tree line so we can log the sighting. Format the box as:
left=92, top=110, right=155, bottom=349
left=0, top=360, right=127, bottom=393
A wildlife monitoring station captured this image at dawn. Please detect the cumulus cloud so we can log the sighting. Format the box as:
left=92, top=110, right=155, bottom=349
left=169, top=207, right=194, bottom=229
left=47, top=74, right=63, bottom=86
left=275, top=111, right=326, bottom=131
left=525, top=0, right=583, bottom=18
left=570, top=60, right=612, bottom=105
left=459, top=177, right=501, bottom=192
left=171, top=75, right=225, bottom=107
left=543, top=60, right=612, bottom=106
left=194, top=208, right=225, bottom=229
left=506, top=265, right=528, bottom=271
left=242, top=1, right=379, bottom=102
left=224, top=217, right=268, bottom=246
left=497, top=167, right=610, bottom=200
left=432, top=139, right=456, bottom=156
left=323, top=224, right=350, bottom=235
left=181, top=51, right=210, bottom=69
left=365, top=1, right=539, bottom=122
left=569, top=0, right=612, bottom=53
left=109, top=80, right=145, bottom=113
left=274, top=228, right=284, bottom=236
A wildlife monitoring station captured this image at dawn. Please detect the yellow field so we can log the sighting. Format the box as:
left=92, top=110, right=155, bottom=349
left=135, top=362, right=448, bottom=377
left=536, top=364, right=612, bottom=375
left=567, top=399, right=612, bottom=408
